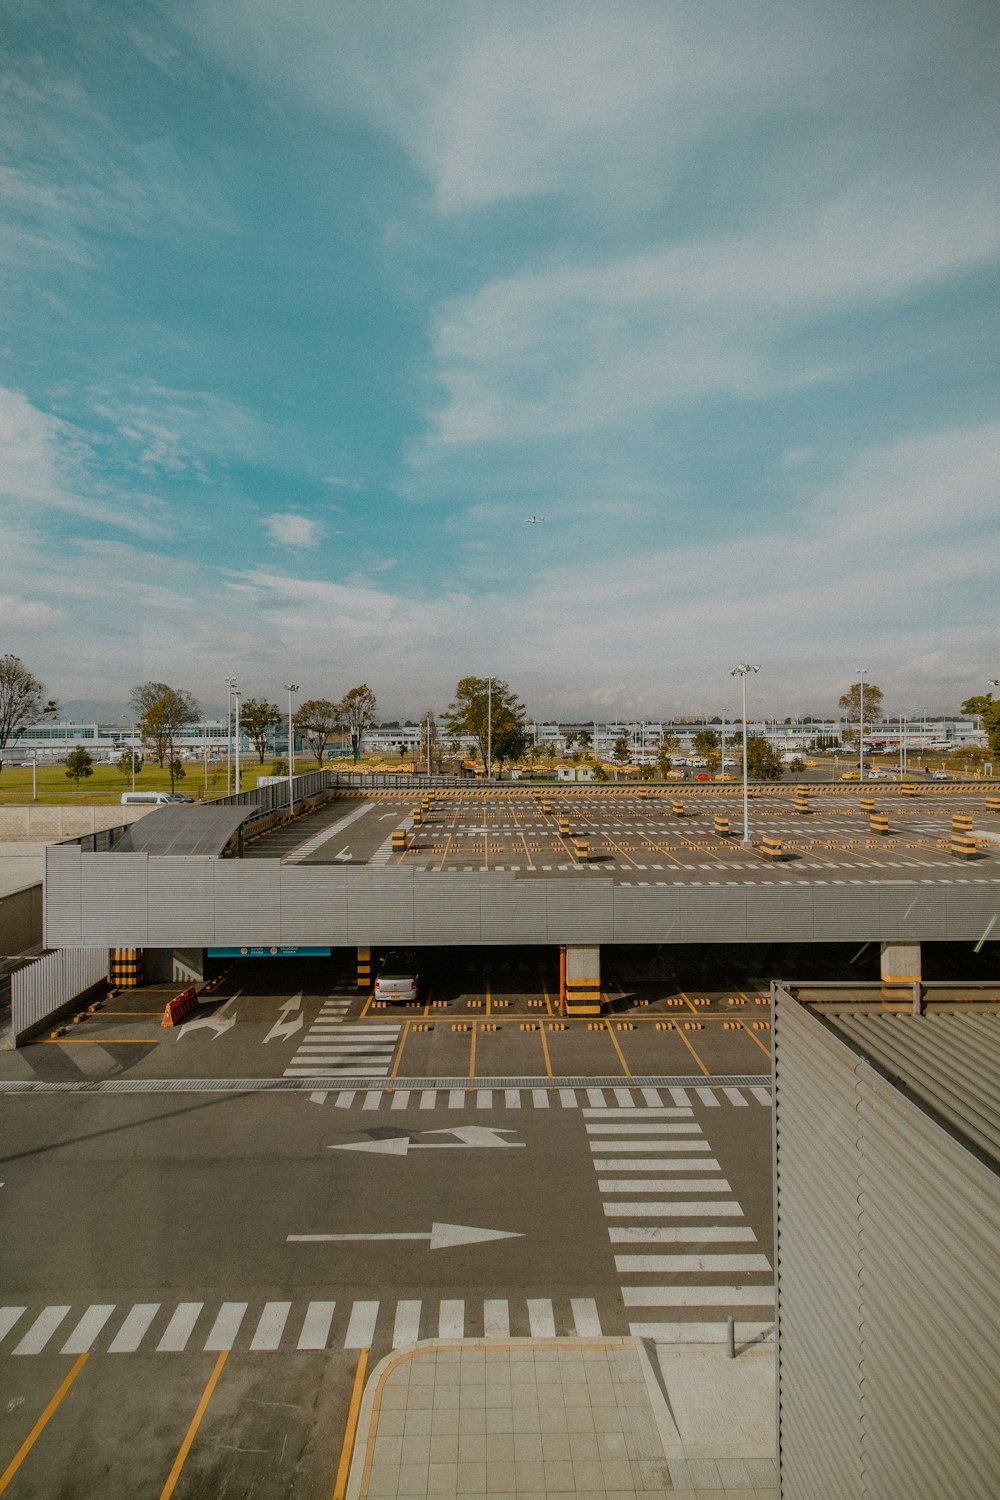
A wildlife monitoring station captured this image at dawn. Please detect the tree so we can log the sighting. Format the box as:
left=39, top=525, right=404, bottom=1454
left=129, top=682, right=200, bottom=791
left=65, top=747, right=94, bottom=785
left=694, top=729, right=719, bottom=755
left=442, top=677, right=528, bottom=776
left=116, top=749, right=142, bottom=782
left=577, top=730, right=592, bottom=751
left=293, top=698, right=343, bottom=767
left=838, top=681, right=884, bottom=747
left=656, top=747, right=673, bottom=778
left=340, top=684, right=378, bottom=764
left=962, top=694, right=1000, bottom=757
left=0, top=655, right=57, bottom=774
left=241, top=698, right=282, bottom=763
left=745, top=734, right=784, bottom=781
left=612, top=734, right=630, bottom=765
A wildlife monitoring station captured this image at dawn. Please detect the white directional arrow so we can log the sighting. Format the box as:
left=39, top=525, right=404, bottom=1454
left=288, top=1222, right=523, bottom=1250
left=174, top=991, right=240, bottom=1040
left=262, top=992, right=305, bottom=1044
left=328, top=1126, right=525, bottom=1156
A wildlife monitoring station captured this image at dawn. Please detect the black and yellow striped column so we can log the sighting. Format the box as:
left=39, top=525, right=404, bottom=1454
left=564, top=943, right=602, bottom=1016
left=357, top=947, right=372, bottom=989
left=109, top=948, right=142, bottom=988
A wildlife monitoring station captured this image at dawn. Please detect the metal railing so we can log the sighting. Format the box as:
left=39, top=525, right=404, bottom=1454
left=11, top=947, right=108, bottom=1044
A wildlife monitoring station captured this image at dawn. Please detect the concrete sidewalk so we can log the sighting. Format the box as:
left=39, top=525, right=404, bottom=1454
left=345, top=1336, right=776, bottom=1500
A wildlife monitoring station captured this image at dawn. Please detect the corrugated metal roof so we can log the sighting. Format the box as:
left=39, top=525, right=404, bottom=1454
left=824, top=1011, right=1000, bottom=1168
left=112, top=805, right=250, bottom=857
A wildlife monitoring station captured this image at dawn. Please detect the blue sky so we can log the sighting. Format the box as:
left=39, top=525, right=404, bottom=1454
left=1, top=0, right=998, bottom=721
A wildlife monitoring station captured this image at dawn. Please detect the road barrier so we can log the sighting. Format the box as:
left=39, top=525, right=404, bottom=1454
left=161, top=986, right=199, bottom=1027
left=870, top=812, right=890, bottom=835
left=713, top=815, right=730, bottom=837
left=760, top=837, right=783, bottom=861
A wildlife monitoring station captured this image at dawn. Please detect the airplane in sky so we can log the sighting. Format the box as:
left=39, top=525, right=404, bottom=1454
left=525, top=515, right=545, bottom=524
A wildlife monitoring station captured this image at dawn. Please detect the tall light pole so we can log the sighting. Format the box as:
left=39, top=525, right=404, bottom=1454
left=731, top=664, right=760, bottom=846
left=486, top=676, right=493, bottom=782
left=856, top=669, right=867, bottom=783
left=283, top=684, right=299, bottom=814
left=225, top=676, right=236, bottom=795
left=233, top=686, right=242, bottom=795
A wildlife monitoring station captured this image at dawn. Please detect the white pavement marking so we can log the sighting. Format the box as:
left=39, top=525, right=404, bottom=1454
left=696, top=1088, right=720, bottom=1106
left=157, top=1303, right=204, bottom=1352
left=449, top=1090, right=465, bottom=1108
left=390, top=1091, right=410, bottom=1110
left=61, top=1304, right=116, bottom=1354
left=613, top=1088, right=635, bottom=1107
left=297, top=1301, right=336, bottom=1351
left=571, top=1298, right=603, bottom=1337
left=559, top=1089, right=578, bottom=1107
left=599, top=1177, right=732, bottom=1193
left=13, top=1306, right=71, bottom=1355
left=723, top=1087, right=749, bottom=1106
left=420, top=1090, right=436, bottom=1109
left=609, top=1225, right=757, bottom=1243
left=584, top=1122, right=704, bottom=1134
left=344, top=1301, right=379, bottom=1348
left=603, top=1201, right=744, bottom=1217
left=483, top=1300, right=510, bottom=1339
left=532, top=1089, right=549, bottom=1108
left=587, top=1088, right=606, bottom=1107
left=0, top=1308, right=26, bottom=1346
left=669, top=1088, right=691, bottom=1107
left=622, top=1286, right=774, bottom=1306
left=528, top=1300, right=556, bottom=1338
left=615, top=1252, right=772, bottom=1273
left=751, top=1087, right=773, bottom=1105
left=203, top=1302, right=248, bottom=1351
left=250, top=1302, right=292, bottom=1351
left=336, top=1091, right=356, bottom=1108
left=108, top=1303, right=160, bottom=1354
left=476, top=1091, right=493, bottom=1109
left=285, top=801, right=377, bottom=863
left=505, top=1089, right=521, bottom=1108
left=582, top=1108, right=692, bottom=1119
left=438, top=1300, right=465, bottom=1339
left=392, top=1301, right=422, bottom=1348
left=592, top=1156, right=719, bottom=1171
left=628, top=1320, right=774, bottom=1342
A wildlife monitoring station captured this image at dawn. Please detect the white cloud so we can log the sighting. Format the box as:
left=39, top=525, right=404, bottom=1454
left=261, top=513, right=324, bottom=548
left=0, top=595, right=62, bottom=629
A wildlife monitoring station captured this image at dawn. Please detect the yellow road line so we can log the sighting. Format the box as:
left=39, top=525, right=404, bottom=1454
left=333, top=1348, right=370, bottom=1500
left=603, top=1020, right=633, bottom=1079
left=37, top=1038, right=158, bottom=1045
left=737, top=1020, right=772, bottom=1058
left=538, top=970, right=554, bottom=1017
left=538, top=1021, right=553, bottom=1079
left=360, top=993, right=375, bottom=1018
left=437, top=833, right=452, bottom=871
left=389, top=1021, right=410, bottom=1081
left=0, top=1353, right=90, bottom=1495
left=158, top=1350, right=229, bottom=1500
left=468, top=1021, right=477, bottom=1080
left=520, top=833, right=535, bottom=870
left=676, top=988, right=700, bottom=1015
left=671, top=1024, right=711, bottom=1077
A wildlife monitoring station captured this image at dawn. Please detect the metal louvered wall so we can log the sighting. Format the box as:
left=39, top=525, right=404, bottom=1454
left=11, top=947, right=109, bottom=1043
left=773, top=989, right=1000, bottom=1500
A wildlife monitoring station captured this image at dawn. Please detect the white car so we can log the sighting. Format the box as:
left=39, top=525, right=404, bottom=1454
left=374, top=951, right=421, bottom=1004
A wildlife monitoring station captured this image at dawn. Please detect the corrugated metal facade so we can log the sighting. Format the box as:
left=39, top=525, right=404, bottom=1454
left=11, top=947, right=108, bottom=1042
left=44, top=843, right=1000, bottom=948
left=773, top=990, right=1000, bottom=1500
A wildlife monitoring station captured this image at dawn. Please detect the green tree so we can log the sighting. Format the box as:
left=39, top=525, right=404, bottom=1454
left=592, top=763, right=609, bottom=781
left=65, top=746, right=94, bottom=785
left=442, top=677, right=528, bottom=777
left=129, top=682, right=200, bottom=791
left=116, top=748, right=142, bottom=782
left=961, top=694, right=1000, bottom=757
left=612, top=734, right=630, bottom=765
left=340, top=685, right=378, bottom=763
left=694, top=729, right=719, bottom=755
left=577, top=730, right=592, bottom=751
left=656, top=747, right=673, bottom=778
left=241, top=697, right=282, bottom=763
left=838, top=681, right=884, bottom=747
left=0, top=654, right=58, bottom=774
left=293, top=698, right=343, bottom=766
left=745, top=734, right=784, bottom=781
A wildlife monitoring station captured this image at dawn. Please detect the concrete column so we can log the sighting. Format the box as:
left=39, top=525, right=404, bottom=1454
left=880, top=941, right=921, bottom=987
left=108, top=947, right=143, bottom=988
left=357, top=946, right=372, bottom=989
left=564, top=943, right=601, bottom=1016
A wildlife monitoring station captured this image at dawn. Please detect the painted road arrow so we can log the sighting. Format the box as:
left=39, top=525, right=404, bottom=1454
left=328, top=1126, right=526, bottom=1156
left=288, top=1222, right=523, bottom=1250
left=262, top=993, right=305, bottom=1044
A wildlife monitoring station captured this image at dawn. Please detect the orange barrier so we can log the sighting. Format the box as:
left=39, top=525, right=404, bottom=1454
left=161, top=986, right=199, bottom=1028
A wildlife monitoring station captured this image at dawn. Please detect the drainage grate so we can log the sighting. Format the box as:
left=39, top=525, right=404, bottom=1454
left=0, top=1073, right=771, bottom=1095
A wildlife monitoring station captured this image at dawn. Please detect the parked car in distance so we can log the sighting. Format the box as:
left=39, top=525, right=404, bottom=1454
left=374, top=950, right=421, bottom=1004
left=121, top=791, right=192, bottom=805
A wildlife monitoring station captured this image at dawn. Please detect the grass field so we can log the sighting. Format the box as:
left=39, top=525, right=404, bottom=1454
left=0, top=760, right=274, bottom=804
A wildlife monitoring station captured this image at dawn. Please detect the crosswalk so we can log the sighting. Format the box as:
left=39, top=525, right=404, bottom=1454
left=585, top=1105, right=775, bottom=1342
left=0, top=1295, right=614, bottom=1357
left=309, top=1083, right=772, bottom=1109
left=283, top=998, right=402, bottom=1078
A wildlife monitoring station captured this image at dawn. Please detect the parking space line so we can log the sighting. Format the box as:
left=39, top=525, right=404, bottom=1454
left=468, top=1021, right=477, bottom=1080
left=333, top=1348, right=369, bottom=1500
left=538, top=1022, right=554, bottom=1080
left=602, top=1021, right=633, bottom=1080
left=671, top=1025, right=712, bottom=1078
left=0, top=1352, right=90, bottom=1496
left=389, top=1022, right=410, bottom=1082
left=158, top=1350, right=228, bottom=1500
left=737, top=1020, right=772, bottom=1058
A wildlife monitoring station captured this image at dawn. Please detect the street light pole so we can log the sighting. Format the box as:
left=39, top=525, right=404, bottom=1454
left=234, top=687, right=242, bottom=795
left=225, top=676, right=236, bottom=795
left=856, top=669, right=867, bottom=783
left=486, top=677, right=493, bottom=782
left=283, top=684, right=299, bottom=814
left=730, top=664, right=760, bottom=846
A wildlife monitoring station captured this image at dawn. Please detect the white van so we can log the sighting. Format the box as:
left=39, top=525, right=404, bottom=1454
left=120, top=791, right=189, bottom=806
